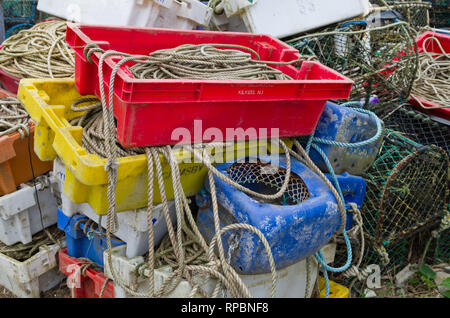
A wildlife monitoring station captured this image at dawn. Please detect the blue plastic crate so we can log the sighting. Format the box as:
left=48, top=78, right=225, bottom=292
left=300, top=101, right=384, bottom=176
left=57, top=209, right=125, bottom=268
left=195, top=155, right=366, bottom=274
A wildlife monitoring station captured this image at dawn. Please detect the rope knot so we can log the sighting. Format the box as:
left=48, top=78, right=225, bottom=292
left=104, top=158, right=120, bottom=172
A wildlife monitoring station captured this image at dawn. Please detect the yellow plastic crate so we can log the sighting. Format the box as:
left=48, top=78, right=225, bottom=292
left=18, top=78, right=292, bottom=215
left=318, top=276, right=349, bottom=298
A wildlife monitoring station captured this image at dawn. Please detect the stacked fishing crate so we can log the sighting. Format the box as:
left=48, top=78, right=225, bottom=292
left=0, top=86, right=64, bottom=297
left=14, top=16, right=358, bottom=296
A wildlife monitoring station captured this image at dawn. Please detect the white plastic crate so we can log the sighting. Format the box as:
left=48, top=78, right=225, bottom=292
left=104, top=243, right=336, bottom=298
left=37, top=0, right=212, bottom=30
left=53, top=158, right=176, bottom=258
left=217, top=0, right=371, bottom=38
left=0, top=175, right=59, bottom=246
left=0, top=243, right=64, bottom=298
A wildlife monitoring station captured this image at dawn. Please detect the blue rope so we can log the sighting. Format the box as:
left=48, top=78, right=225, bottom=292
left=305, top=102, right=383, bottom=298
left=5, top=23, right=33, bottom=38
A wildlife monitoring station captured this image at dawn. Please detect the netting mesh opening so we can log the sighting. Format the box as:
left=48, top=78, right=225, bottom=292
left=288, top=21, right=418, bottom=118
left=361, top=130, right=449, bottom=246
left=383, top=105, right=449, bottom=156
left=434, top=227, right=450, bottom=263
left=226, top=160, right=310, bottom=206
left=379, top=148, right=448, bottom=244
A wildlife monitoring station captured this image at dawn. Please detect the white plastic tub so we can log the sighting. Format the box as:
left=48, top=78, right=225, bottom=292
left=104, top=243, right=336, bottom=298
left=37, top=0, right=212, bottom=30
left=53, top=158, right=176, bottom=258
left=0, top=243, right=64, bottom=298
left=0, top=175, right=59, bottom=246
left=218, top=0, right=371, bottom=38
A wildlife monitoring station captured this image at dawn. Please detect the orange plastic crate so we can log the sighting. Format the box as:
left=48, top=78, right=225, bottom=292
left=0, top=89, right=53, bottom=196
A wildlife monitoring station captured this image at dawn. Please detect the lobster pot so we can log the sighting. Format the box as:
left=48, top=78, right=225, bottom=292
left=361, top=129, right=448, bottom=250
left=1, top=0, right=49, bottom=38
left=196, top=155, right=366, bottom=275
left=289, top=21, right=418, bottom=118
left=371, top=1, right=432, bottom=28
left=382, top=104, right=449, bottom=156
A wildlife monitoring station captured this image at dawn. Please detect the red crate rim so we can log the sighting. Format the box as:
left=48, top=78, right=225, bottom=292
left=67, top=23, right=354, bottom=86
left=0, top=46, right=21, bottom=81
left=409, top=31, right=450, bottom=119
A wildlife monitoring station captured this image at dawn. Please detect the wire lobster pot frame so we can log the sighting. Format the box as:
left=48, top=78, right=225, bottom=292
left=382, top=104, right=449, bottom=156
left=374, top=1, right=432, bottom=28
left=362, top=130, right=448, bottom=255
left=287, top=21, right=419, bottom=119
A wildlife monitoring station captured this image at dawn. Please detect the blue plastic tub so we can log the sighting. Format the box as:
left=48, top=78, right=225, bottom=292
left=302, top=101, right=384, bottom=176
left=57, top=209, right=125, bottom=267
left=195, top=155, right=366, bottom=275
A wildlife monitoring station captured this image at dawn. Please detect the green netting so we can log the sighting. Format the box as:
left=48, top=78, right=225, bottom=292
left=331, top=239, right=411, bottom=297
left=2, top=0, right=36, bottom=23
left=361, top=129, right=448, bottom=248
left=327, top=128, right=448, bottom=297
left=382, top=104, right=449, bottom=156
left=286, top=22, right=418, bottom=118
left=382, top=106, right=450, bottom=265
left=383, top=1, right=432, bottom=28
left=434, top=227, right=450, bottom=263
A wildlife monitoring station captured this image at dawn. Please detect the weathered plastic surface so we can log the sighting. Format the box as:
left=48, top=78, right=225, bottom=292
left=318, top=276, right=349, bottom=298
left=304, top=101, right=384, bottom=176
left=57, top=209, right=125, bottom=268
left=0, top=243, right=64, bottom=298
left=38, top=0, right=212, bottom=29
left=0, top=175, right=59, bottom=246
left=54, top=157, right=177, bottom=258
left=323, top=172, right=366, bottom=230
left=196, top=155, right=365, bottom=274
left=223, top=0, right=371, bottom=38
left=18, top=78, right=286, bottom=214
left=59, top=248, right=114, bottom=298
left=0, top=61, right=20, bottom=94
left=0, top=86, right=53, bottom=196
left=104, top=243, right=336, bottom=298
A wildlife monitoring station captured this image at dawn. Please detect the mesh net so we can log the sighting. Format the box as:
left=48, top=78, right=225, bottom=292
left=331, top=232, right=436, bottom=297
left=361, top=129, right=448, bottom=246
left=426, top=0, right=450, bottom=28
left=226, top=160, right=310, bottom=205
left=287, top=22, right=418, bottom=119
left=382, top=104, right=449, bottom=156
left=2, top=0, right=36, bottom=23
left=330, top=129, right=449, bottom=296
left=433, top=227, right=450, bottom=263
left=380, top=1, right=432, bottom=28
left=2, top=0, right=52, bottom=38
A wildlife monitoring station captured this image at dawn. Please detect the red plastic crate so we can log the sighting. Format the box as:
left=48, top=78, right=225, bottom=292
left=409, top=32, right=450, bottom=120
left=66, top=23, right=353, bottom=148
left=0, top=46, right=20, bottom=94
left=59, top=248, right=114, bottom=298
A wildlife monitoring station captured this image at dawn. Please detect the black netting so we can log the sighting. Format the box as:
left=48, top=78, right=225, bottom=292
left=226, top=160, right=310, bottom=205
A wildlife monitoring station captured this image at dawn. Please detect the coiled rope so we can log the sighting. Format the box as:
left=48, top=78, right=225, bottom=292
left=411, top=35, right=450, bottom=109
left=0, top=97, right=29, bottom=138
left=83, top=43, right=316, bottom=82
left=0, top=225, right=64, bottom=262
left=0, top=20, right=74, bottom=79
